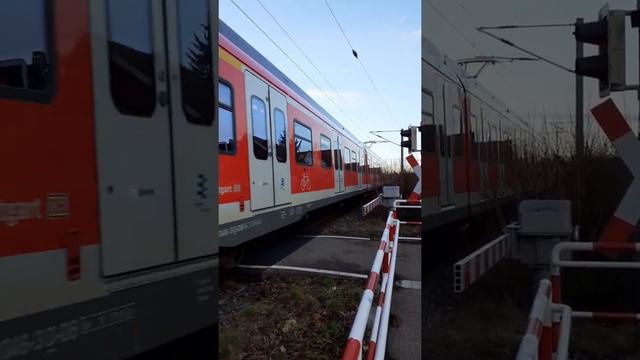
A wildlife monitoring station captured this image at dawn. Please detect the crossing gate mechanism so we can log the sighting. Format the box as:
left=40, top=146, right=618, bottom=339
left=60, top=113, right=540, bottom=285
left=453, top=200, right=573, bottom=293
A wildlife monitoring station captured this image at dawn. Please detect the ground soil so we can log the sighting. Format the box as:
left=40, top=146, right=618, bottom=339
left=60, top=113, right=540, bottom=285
left=218, top=275, right=361, bottom=360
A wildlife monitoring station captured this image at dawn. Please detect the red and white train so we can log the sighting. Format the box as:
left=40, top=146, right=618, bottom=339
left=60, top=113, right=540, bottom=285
left=1, top=3, right=386, bottom=357
left=421, top=37, right=540, bottom=229
left=1, top=1, right=218, bottom=359
left=218, top=21, right=386, bottom=247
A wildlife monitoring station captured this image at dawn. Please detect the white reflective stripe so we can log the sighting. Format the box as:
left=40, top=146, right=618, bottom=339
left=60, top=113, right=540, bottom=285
left=614, top=182, right=640, bottom=225
left=369, top=274, right=388, bottom=344
left=348, top=288, right=374, bottom=340
left=515, top=334, right=539, bottom=360
left=613, top=132, right=640, bottom=178
left=296, top=235, right=370, bottom=240
left=236, top=264, right=368, bottom=279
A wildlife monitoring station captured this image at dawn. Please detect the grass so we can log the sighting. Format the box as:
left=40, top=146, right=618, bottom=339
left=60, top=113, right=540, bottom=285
left=219, top=276, right=362, bottom=360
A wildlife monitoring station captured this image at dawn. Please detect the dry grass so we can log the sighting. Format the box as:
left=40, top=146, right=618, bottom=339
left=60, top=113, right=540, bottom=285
left=219, top=276, right=362, bottom=360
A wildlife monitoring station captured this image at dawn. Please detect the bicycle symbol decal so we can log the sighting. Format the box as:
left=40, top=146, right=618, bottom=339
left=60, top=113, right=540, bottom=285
left=300, top=171, right=311, bottom=191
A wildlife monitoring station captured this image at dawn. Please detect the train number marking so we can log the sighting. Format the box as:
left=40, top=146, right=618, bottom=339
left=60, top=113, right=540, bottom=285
left=0, top=200, right=42, bottom=227
left=0, top=304, right=136, bottom=360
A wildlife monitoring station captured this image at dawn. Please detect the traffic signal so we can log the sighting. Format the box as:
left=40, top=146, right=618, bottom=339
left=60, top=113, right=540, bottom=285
left=400, top=126, right=417, bottom=152
left=574, top=5, right=626, bottom=98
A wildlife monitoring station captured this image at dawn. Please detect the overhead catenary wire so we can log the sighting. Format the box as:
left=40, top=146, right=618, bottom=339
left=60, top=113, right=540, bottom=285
left=253, top=0, right=373, bottom=140
left=425, top=0, right=539, bottom=136
left=323, top=0, right=397, bottom=121
left=227, top=0, right=369, bottom=138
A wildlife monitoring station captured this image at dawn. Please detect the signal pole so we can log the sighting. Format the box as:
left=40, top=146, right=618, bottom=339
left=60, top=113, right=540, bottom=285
left=400, top=130, right=404, bottom=174
left=637, top=0, right=640, bottom=138
left=576, top=17, right=584, bottom=240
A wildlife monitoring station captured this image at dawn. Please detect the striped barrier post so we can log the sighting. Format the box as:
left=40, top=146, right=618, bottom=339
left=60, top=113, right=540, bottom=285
left=372, top=218, right=400, bottom=360
left=405, top=154, right=421, bottom=203
left=516, top=280, right=572, bottom=360
left=591, top=100, right=640, bottom=246
left=362, top=195, right=382, bottom=217
left=453, top=231, right=514, bottom=293
left=341, top=211, right=396, bottom=360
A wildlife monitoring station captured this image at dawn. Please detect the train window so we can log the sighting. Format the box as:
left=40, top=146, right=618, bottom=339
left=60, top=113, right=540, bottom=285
left=107, top=0, right=156, bottom=117
left=334, top=144, right=341, bottom=170
left=294, top=121, right=313, bottom=166
left=274, top=109, right=287, bottom=163
left=320, top=135, right=332, bottom=168
left=421, top=91, right=436, bottom=153
left=344, top=146, right=351, bottom=171
left=351, top=151, right=357, bottom=172
left=451, top=106, right=463, bottom=157
left=177, top=0, right=214, bottom=126
left=470, top=114, right=478, bottom=159
left=218, top=80, right=235, bottom=154
left=0, top=0, right=54, bottom=101
left=251, top=96, right=268, bottom=160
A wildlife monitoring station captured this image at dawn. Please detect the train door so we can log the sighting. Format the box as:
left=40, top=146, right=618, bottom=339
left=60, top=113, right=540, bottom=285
left=334, top=135, right=345, bottom=193
left=438, top=81, right=454, bottom=206
left=165, top=0, right=217, bottom=260
left=245, top=71, right=291, bottom=210
left=246, top=71, right=275, bottom=210
left=90, top=0, right=217, bottom=275
left=269, top=87, right=291, bottom=206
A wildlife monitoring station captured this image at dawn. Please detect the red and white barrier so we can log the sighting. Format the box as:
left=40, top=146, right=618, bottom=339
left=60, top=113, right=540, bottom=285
left=516, top=279, right=571, bottom=360
left=591, top=99, right=640, bottom=245
left=405, top=154, right=421, bottom=203
left=341, top=211, right=397, bottom=360
left=550, top=241, right=640, bottom=316
left=362, top=195, right=382, bottom=217
left=453, top=232, right=514, bottom=293
left=366, top=219, right=400, bottom=360
left=517, top=241, right=640, bottom=360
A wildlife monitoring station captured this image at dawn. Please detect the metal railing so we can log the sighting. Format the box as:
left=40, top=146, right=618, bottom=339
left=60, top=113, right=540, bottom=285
left=517, top=241, right=640, bottom=359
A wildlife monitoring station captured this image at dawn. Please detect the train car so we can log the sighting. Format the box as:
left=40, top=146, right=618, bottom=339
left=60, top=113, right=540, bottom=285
left=421, top=37, right=537, bottom=230
left=1, top=1, right=218, bottom=359
left=218, top=21, right=385, bottom=247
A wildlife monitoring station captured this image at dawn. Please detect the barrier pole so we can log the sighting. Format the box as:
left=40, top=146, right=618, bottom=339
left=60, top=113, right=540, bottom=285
left=341, top=211, right=395, bottom=360
left=373, top=218, right=400, bottom=360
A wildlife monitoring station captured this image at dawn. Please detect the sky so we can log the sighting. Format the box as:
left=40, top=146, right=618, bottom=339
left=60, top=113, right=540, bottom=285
left=423, top=0, right=640, bottom=152
left=220, top=0, right=421, bottom=168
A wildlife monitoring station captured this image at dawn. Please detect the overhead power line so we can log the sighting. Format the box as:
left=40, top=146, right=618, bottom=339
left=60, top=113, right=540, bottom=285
left=477, top=27, right=575, bottom=74
left=425, top=0, right=536, bottom=134
left=323, top=0, right=396, bottom=121
left=227, top=0, right=368, bottom=136
left=369, top=132, right=401, bottom=147
left=254, top=0, right=371, bottom=138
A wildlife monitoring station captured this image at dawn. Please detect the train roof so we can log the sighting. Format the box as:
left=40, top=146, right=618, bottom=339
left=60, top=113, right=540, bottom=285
left=220, top=20, right=365, bottom=146
left=422, top=36, right=533, bottom=134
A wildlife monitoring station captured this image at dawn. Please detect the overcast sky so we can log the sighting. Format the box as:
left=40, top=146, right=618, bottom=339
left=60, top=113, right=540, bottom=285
left=220, top=0, right=420, bottom=167
left=423, top=0, right=640, bottom=150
